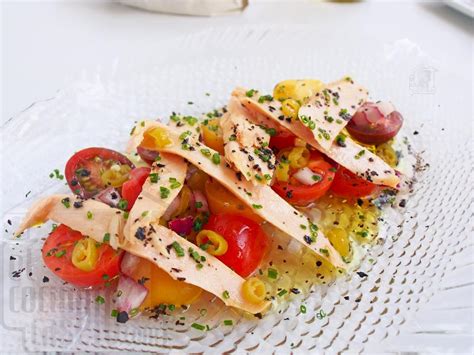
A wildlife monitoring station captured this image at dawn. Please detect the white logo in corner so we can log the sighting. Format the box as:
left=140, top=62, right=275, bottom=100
left=409, top=65, right=437, bottom=94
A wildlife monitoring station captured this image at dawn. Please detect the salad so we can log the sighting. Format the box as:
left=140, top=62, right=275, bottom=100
left=16, top=77, right=412, bottom=324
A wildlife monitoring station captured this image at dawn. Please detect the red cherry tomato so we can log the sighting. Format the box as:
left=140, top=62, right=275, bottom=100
left=203, top=214, right=269, bottom=277
left=346, top=102, right=403, bottom=145
left=330, top=167, right=377, bottom=198
left=269, top=129, right=297, bottom=150
left=65, top=147, right=135, bottom=198
left=272, top=159, right=336, bottom=206
left=121, top=167, right=151, bottom=210
left=42, top=224, right=122, bottom=287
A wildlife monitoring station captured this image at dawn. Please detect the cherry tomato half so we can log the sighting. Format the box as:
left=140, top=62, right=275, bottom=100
left=42, top=224, right=122, bottom=287
left=330, top=166, right=377, bottom=198
left=269, top=129, right=297, bottom=150
left=203, top=214, right=269, bottom=277
left=204, top=178, right=262, bottom=223
left=65, top=147, right=135, bottom=198
left=346, top=102, right=403, bottom=145
left=272, top=159, right=335, bottom=206
left=128, top=257, right=202, bottom=309
left=121, top=167, right=151, bottom=210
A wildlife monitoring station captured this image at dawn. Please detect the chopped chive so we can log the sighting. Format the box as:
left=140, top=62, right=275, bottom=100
left=149, top=173, right=159, bottom=183
left=55, top=250, right=66, bottom=258
left=300, top=304, right=307, bottom=314
left=160, top=186, right=170, bottom=199
left=86, top=211, right=93, bottom=220
left=258, top=94, right=273, bottom=103
left=223, top=319, right=233, bottom=326
left=245, top=89, right=257, bottom=97
left=95, top=295, right=105, bottom=304
left=141, top=211, right=149, bottom=217
left=200, top=148, right=211, bottom=157
left=252, top=204, right=263, bottom=209
left=319, top=248, right=329, bottom=256
left=111, top=309, right=118, bottom=317
left=277, top=289, right=288, bottom=297
left=184, top=116, right=198, bottom=126
left=61, top=198, right=71, bottom=208
left=211, top=153, right=221, bottom=165
left=195, top=201, right=203, bottom=209
left=171, top=241, right=185, bottom=257
left=191, top=323, right=206, bottom=331
left=168, top=304, right=176, bottom=311
left=267, top=268, right=278, bottom=279
left=222, top=290, right=230, bottom=299
left=169, top=177, right=181, bottom=189
left=117, top=199, right=128, bottom=211
left=103, top=233, right=110, bottom=242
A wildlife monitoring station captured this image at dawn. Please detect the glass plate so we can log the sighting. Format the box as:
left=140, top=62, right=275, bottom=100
left=1, top=26, right=471, bottom=353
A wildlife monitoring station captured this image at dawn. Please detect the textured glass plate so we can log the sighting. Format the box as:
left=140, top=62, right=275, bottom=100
left=1, top=27, right=472, bottom=353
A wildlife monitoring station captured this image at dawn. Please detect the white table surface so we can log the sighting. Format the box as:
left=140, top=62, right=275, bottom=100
left=2, top=0, right=473, bottom=353
left=2, top=0, right=473, bottom=125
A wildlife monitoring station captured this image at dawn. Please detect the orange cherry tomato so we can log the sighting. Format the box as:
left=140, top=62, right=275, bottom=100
left=128, top=257, right=202, bottom=309
left=204, top=178, right=262, bottom=223
left=201, top=119, right=224, bottom=155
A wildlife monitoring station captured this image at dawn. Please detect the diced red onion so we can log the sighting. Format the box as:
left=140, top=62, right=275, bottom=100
left=120, top=252, right=141, bottom=277
left=375, top=101, right=395, bottom=117
left=293, top=167, right=318, bottom=186
left=192, top=190, right=209, bottom=213
left=168, top=216, right=194, bottom=236
left=95, top=187, right=121, bottom=207
left=114, top=274, right=148, bottom=313
left=137, top=146, right=159, bottom=165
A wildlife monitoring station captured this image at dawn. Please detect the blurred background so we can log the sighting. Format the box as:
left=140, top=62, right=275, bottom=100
left=1, top=0, right=472, bottom=125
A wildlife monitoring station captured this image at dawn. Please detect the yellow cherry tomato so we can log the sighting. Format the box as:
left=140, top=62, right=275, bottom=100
left=204, top=179, right=262, bottom=223
left=196, top=230, right=228, bottom=256
left=201, top=119, right=224, bottom=155
left=242, top=277, right=266, bottom=304
left=141, top=127, right=172, bottom=149
left=273, top=79, right=324, bottom=103
left=129, top=257, right=202, bottom=309
left=72, top=238, right=98, bottom=272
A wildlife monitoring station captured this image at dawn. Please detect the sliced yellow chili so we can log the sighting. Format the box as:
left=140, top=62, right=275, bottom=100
left=242, top=277, right=266, bottom=304
left=281, top=99, right=300, bottom=120
left=196, top=230, right=228, bottom=256
left=288, top=147, right=310, bottom=169
left=275, top=161, right=290, bottom=182
left=72, top=238, right=99, bottom=272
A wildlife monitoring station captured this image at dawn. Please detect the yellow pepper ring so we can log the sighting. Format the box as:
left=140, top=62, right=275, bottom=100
left=242, top=277, right=266, bottom=304
left=281, top=99, right=300, bottom=120
left=288, top=147, right=310, bottom=169
left=72, top=238, right=99, bottom=272
left=196, top=230, right=228, bottom=256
